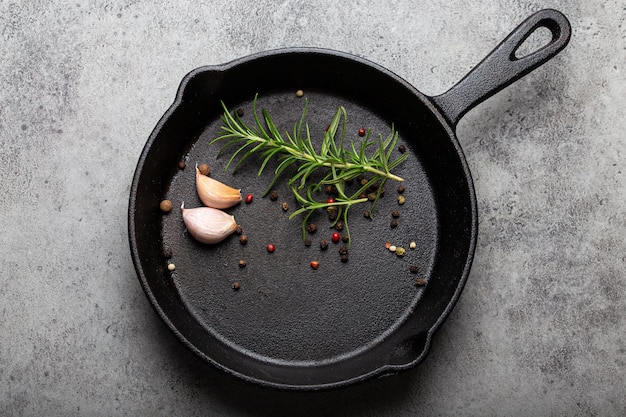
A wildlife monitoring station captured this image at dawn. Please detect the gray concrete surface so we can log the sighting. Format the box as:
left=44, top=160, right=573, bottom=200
left=1, top=0, right=624, bottom=416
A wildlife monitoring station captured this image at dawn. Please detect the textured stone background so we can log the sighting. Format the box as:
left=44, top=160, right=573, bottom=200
left=1, top=0, right=624, bottom=416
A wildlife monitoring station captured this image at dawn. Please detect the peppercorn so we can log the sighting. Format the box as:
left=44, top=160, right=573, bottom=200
left=397, top=195, right=406, bottom=205
left=245, top=193, right=253, bottom=204
left=367, top=192, right=377, bottom=201
left=236, top=108, right=244, bottom=117
left=397, top=185, right=405, bottom=194
left=281, top=202, right=289, bottom=211
left=238, top=260, right=247, bottom=268
left=198, top=163, right=210, bottom=176
left=235, top=225, right=243, bottom=234
left=331, top=232, right=341, bottom=243
left=334, top=222, right=344, bottom=231
left=338, top=246, right=348, bottom=255
left=358, top=127, right=366, bottom=137
left=391, top=210, right=400, bottom=218
left=360, top=178, right=369, bottom=186
left=319, top=239, right=329, bottom=250
left=340, top=254, right=349, bottom=263
left=178, top=160, right=186, bottom=170
left=415, top=278, right=427, bottom=287
left=310, top=260, right=319, bottom=270
left=390, top=219, right=398, bottom=229
left=398, top=144, right=406, bottom=153
left=269, top=190, right=278, bottom=201
left=395, top=247, right=406, bottom=256
left=307, top=223, right=317, bottom=234
left=239, top=235, right=249, bottom=245
left=327, top=197, right=335, bottom=204
left=304, top=238, right=312, bottom=247
left=160, top=199, right=173, bottom=213
left=167, top=263, right=176, bottom=271
left=341, top=235, right=349, bottom=243
left=233, top=282, right=241, bottom=290
left=409, top=265, right=419, bottom=274
left=266, top=244, right=275, bottom=253
left=327, top=207, right=338, bottom=221
left=363, top=210, right=371, bottom=219
left=325, top=185, right=336, bottom=195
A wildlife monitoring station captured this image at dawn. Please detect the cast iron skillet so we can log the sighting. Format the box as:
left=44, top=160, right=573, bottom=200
left=129, top=9, right=570, bottom=390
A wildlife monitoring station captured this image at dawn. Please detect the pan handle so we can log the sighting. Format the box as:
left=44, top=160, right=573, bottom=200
left=430, top=9, right=571, bottom=128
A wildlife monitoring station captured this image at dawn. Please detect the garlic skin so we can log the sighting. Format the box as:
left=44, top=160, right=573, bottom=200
left=181, top=202, right=237, bottom=244
left=196, top=166, right=242, bottom=209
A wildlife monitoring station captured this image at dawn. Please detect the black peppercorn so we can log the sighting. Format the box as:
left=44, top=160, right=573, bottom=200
left=319, top=239, right=329, bottom=250
left=269, top=190, right=278, bottom=201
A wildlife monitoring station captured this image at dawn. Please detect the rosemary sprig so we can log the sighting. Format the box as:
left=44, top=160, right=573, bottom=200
left=211, top=94, right=408, bottom=246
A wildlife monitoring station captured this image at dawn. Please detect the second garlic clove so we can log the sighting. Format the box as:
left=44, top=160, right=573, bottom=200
left=181, top=202, right=238, bottom=244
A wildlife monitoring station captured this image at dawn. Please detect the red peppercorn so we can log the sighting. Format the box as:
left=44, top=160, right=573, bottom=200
left=266, top=243, right=275, bottom=253
left=358, top=127, right=366, bottom=137
left=331, top=232, right=340, bottom=243
left=245, top=193, right=253, bottom=204
left=327, top=197, right=335, bottom=204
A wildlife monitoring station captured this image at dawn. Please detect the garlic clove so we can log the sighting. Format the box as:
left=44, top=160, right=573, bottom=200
left=181, top=202, right=237, bottom=244
left=195, top=166, right=242, bottom=209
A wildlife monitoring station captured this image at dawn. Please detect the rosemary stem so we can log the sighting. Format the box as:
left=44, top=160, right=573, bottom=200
left=233, top=132, right=405, bottom=183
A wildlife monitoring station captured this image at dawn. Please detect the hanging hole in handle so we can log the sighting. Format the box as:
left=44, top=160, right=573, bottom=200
left=514, top=26, right=554, bottom=59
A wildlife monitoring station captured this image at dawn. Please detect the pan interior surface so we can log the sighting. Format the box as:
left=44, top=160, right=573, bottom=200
left=130, top=50, right=476, bottom=388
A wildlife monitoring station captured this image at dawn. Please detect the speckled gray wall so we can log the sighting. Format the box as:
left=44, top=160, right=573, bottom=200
left=1, top=0, right=624, bottom=416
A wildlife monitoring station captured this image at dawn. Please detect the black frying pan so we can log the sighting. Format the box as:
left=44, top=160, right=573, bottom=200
left=129, top=9, right=570, bottom=390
